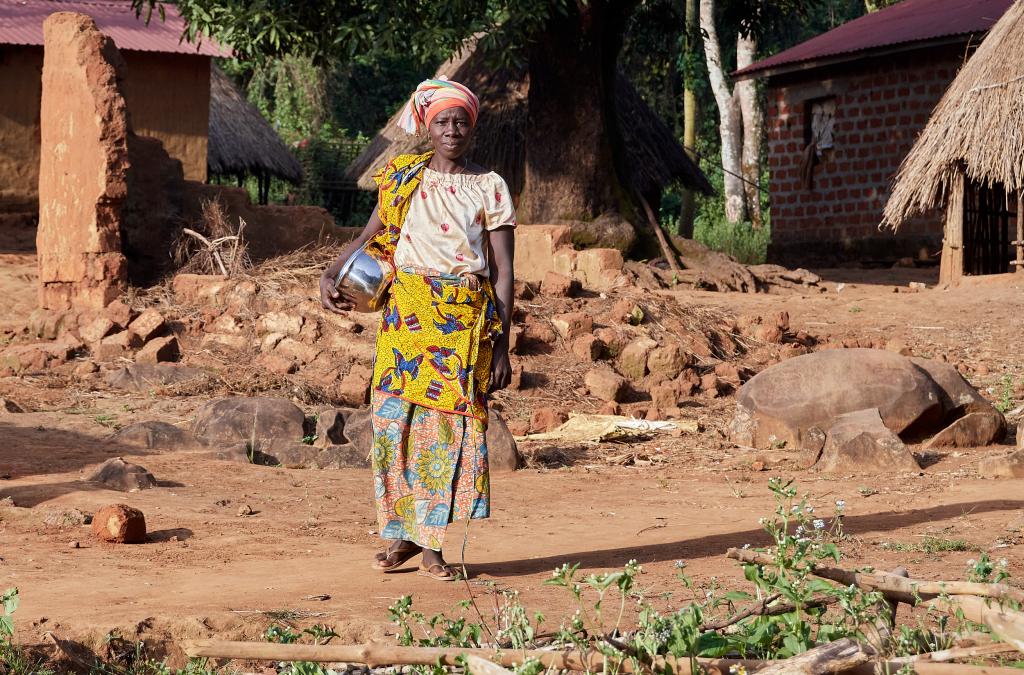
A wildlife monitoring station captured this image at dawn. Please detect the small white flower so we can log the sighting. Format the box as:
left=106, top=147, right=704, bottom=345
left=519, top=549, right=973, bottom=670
left=835, top=500, right=846, bottom=510
left=797, top=536, right=810, bottom=544
left=967, top=559, right=977, bottom=566
left=795, top=526, right=805, bottom=536
left=742, top=543, right=750, bottom=549
left=674, top=559, right=687, bottom=569
left=804, top=505, right=815, bottom=514
left=813, top=519, right=825, bottom=530
left=758, top=517, right=767, bottom=524
left=999, top=558, right=1009, bottom=567
left=791, top=505, right=800, bottom=513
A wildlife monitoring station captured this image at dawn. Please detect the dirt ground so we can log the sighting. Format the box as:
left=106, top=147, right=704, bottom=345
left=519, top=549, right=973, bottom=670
left=1, top=260, right=1023, bottom=665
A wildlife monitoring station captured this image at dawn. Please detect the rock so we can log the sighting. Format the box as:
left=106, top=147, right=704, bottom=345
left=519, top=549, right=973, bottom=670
left=568, top=214, right=637, bottom=252
left=593, top=327, right=627, bottom=357
left=571, top=335, right=604, bottom=362
left=541, top=271, right=577, bottom=297
left=191, top=397, right=306, bottom=452
left=106, top=363, right=206, bottom=392
left=92, top=504, right=146, bottom=543
left=172, top=274, right=232, bottom=306
left=95, top=330, right=143, bottom=361
left=573, top=248, right=626, bottom=289
left=42, top=507, right=92, bottom=528
left=886, top=338, right=912, bottom=356
left=69, top=540, right=80, bottom=549
left=0, top=343, right=74, bottom=374
left=756, top=325, right=785, bottom=344
left=128, top=308, right=166, bottom=343
left=27, top=309, right=76, bottom=340
left=648, top=344, right=688, bottom=380
left=314, top=409, right=348, bottom=446
left=104, top=300, right=133, bottom=329
left=731, top=349, right=946, bottom=449
left=274, top=337, right=320, bottom=364
left=336, top=365, right=371, bottom=406
left=714, top=363, right=743, bottom=387
left=978, top=450, right=1024, bottom=479
left=618, top=337, right=658, bottom=381
left=522, top=319, right=557, bottom=346
left=201, top=332, right=250, bottom=352
left=513, top=280, right=536, bottom=300
left=341, top=408, right=372, bottom=455
left=259, top=443, right=322, bottom=468
left=237, top=504, right=254, bottom=517
left=911, top=358, right=1006, bottom=421
left=816, top=408, right=920, bottom=474
left=610, top=298, right=642, bottom=325
left=255, top=353, right=297, bottom=375
left=599, top=401, right=621, bottom=415
left=0, top=398, right=25, bottom=414
left=317, top=443, right=367, bottom=469
left=210, top=313, right=245, bottom=335
left=86, top=457, right=158, bottom=491
left=530, top=408, right=567, bottom=433
left=258, top=312, right=304, bottom=336
left=506, top=419, right=530, bottom=437
left=585, top=367, right=629, bottom=402
left=551, top=312, right=593, bottom=341
left=37, top=13, right=129, bottom=310
left=260, top=332, right=285, bottom=352
left=135, top=335, right=180, bottom=364
left=80, top=316, right=117, bottom=343
left=700, top=373, right=721, bottom=398
left=73, top=360, right=100, bottom=377
left=111, top=421, right=194, bottom=450
left=650, top=383, right=679, bottom=410
left=487, top=410, right=523, bottom=472
left=676, top=368, right=701, bottom=397
left=923, top=412, right=1006, bottom=449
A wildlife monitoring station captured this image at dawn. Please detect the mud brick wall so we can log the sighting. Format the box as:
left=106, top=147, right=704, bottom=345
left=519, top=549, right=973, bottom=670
left=765, top=45, right=968, bottom=266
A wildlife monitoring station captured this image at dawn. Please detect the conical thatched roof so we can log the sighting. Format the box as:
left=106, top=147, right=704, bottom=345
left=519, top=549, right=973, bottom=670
left=883, top=0, right=1024, bottom=229
left=208, top=65, right=303, bottom=184
left=345, top=46, right=713, bottom=198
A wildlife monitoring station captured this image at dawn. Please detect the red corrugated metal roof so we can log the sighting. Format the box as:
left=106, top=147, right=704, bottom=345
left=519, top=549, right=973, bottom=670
left=734, top=0, right=1011, bottom=79
left=0, top=0, right=228, bottom=56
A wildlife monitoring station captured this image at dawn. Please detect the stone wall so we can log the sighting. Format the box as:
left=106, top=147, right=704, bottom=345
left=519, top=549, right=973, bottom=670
left=36, top=12, right=129, bottom=310
left=764, top=45, right=964, bottom=266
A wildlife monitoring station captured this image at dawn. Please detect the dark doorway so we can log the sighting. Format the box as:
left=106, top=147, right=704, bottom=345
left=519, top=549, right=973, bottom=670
left=962, top=180, right=1015, bottom=276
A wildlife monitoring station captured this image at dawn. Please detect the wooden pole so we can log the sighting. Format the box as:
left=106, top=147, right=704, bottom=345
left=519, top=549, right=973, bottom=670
left=638, top=192, right=682, bottom=273
left=727, top=548, right=1024, bottom=605
left=1013, top=190, right=1023, bottom=273
left=940, top=173, right=965, bottom=285
left=180, top=640, right=1024, bottom=675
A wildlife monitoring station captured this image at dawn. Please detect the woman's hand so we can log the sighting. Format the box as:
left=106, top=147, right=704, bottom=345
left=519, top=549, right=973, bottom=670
left=320, top=272, right=354, bottom=313
left=489, top=345, right=512, bottom=393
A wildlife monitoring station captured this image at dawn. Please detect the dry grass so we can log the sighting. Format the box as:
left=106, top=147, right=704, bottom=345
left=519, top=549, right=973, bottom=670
left=884, top=2, right=1024, bottom=227
left=173, top=198, right=253, bottom=276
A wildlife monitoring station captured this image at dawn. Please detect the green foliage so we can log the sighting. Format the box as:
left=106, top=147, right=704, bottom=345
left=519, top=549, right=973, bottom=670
left=995, top=374, right=1016, bottom=414
left=879, top=537, right=976, bottom=554
left=1, top=587, right=56, bottom=675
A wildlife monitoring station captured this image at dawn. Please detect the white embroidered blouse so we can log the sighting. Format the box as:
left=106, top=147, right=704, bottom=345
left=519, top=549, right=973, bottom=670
left=392, top=167, right=517, bottom=276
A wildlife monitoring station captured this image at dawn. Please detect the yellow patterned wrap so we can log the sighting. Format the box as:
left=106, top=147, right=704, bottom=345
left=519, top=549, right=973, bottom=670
left=372, top=269, right=500, bottom=421
left=367, top=151, right=434, bottom=263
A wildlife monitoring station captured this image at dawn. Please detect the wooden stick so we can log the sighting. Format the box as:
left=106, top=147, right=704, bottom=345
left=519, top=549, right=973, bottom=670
left=637, top=192, right=682, bottom=273
left=930, top=595, right=1024, bottom=652
left=701, top=593, right=837, bottom=631
left=727, top=549, right=1024, bottom=605
left=889, top=642, right=1021, bottom=665
left=181, top=640, right=1024, bottom=675
left=182, top=228, right=229, bottom=277
left=754, top=638, right=871, bottom=675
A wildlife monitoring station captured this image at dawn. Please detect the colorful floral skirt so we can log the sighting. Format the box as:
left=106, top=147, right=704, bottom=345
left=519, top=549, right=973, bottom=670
left=370, top=389, right=490, bottom=550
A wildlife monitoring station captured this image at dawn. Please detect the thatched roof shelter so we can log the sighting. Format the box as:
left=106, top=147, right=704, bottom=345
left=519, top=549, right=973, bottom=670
left=345, top=47, right=713, bottom=198
left=208, top=65, right=303, bottom=185
left=882, top=0, right=1024, bottom=229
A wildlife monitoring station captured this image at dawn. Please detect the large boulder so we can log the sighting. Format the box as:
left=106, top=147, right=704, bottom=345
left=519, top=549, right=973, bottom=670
left=732, top=349, right=944, bottom=449
left=816, top=408, right=921, bottom=474
left=106, top=363, right=206, bottom=393
left=111, top=421, right=195, bottom=450
left=91, top=504, right=146, bottom=543
left=86, top=457, right=157, bottom=491
left=192, top=397, right=305, bottom=452
left=911, top=358, right=1006, bottom=444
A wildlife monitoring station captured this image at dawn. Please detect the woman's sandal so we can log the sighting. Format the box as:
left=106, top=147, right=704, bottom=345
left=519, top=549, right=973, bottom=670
left=419, top=563, right=459, bottom=581
left=374, top=542, right=422, bottom=572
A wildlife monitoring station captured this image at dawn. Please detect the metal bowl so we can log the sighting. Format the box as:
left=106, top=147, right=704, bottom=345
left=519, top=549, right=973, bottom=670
left=334, top=244, right=393, bottom=312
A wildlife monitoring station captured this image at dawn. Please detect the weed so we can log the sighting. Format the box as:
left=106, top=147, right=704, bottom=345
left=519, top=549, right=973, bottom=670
left=858, top=486, right=879, bottom=497
left=995, top=374, right=1014, bottom=413
left=849, top=306, right=864, bottom=313
left=0, top=588, right=57, bottom=675
left=93, top=414, right=121, bottom=430
left=302, top=434, right=318, bottom=445
left=879, top=537, right=976, bottom=553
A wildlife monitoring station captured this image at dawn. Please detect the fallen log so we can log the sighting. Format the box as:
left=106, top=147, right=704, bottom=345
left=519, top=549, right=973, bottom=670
left=701, top=593, right=837, bottom=631
left=181, top=640, right=1024, bottom=675
left=889, top=642, right=1021, bottom=664
left=753, top=638, right=871, bottom=675
left=727, top=548, right=1024, bottom=605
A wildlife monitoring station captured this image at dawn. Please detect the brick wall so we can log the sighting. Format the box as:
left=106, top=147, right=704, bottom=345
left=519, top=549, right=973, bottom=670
left=765, top=45, right=967, bottom=266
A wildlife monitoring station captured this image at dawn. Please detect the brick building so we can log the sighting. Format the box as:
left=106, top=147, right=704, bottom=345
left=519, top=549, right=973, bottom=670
left=735, top=0, right=1012, bottom=266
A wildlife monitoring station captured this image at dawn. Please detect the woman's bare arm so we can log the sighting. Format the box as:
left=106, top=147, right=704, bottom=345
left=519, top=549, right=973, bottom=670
left=488, top=226, right=515, bottom=392
left=320, top=209, right=385, bottom=313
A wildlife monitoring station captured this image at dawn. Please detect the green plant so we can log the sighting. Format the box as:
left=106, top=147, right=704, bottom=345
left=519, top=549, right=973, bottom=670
left=0, top=587, right=57, bottom=675
left=879, top=537, right=975, bottom=554
left=94, top=413, right=121, bottom=429
left=995, top=374, right=1015, bottom=413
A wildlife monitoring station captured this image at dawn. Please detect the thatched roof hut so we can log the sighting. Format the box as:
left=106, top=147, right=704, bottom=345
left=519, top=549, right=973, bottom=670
left=882, top=0, right=1024, bottom=281
left=345, top=47, right=712, bottom=200
left=208, top=66, right=303, bottom=192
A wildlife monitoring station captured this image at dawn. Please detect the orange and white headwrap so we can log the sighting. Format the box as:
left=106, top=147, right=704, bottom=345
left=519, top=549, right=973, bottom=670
left=398, top=78, right=480, bottom=135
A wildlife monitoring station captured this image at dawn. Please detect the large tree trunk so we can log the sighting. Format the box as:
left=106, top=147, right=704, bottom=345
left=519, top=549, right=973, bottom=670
left=678, top=0, right=699, bottom=238
left=700, top=0, right=746, bottom=224
left=735, top=33, right=764, bottom=229
left=518, top=2, right=638, bottom=224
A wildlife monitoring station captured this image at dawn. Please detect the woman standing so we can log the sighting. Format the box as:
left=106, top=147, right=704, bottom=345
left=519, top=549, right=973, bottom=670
left=319, top=80, right=515, bottom=581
